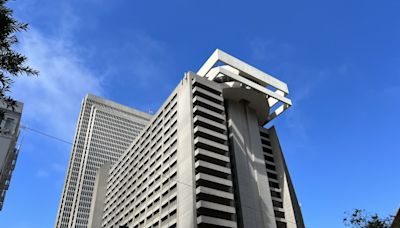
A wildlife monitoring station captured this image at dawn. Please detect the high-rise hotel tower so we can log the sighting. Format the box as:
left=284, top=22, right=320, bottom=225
left=55, top=94, right=152, bottom=228
left=89, top=50, right=305, bottom=228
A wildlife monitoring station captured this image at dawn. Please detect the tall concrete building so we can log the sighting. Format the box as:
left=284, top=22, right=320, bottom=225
left=0, top=100, right=23, bottom=211
left=88, top=50, right=304, bottom=228
left=55, top=94, right=152, bottom=228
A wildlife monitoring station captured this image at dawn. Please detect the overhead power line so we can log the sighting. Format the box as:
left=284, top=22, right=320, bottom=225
left=20, top=125, right=73, bottom=145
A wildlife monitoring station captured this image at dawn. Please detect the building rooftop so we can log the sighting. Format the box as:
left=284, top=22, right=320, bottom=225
left=197, top=49, right=292, bottom=124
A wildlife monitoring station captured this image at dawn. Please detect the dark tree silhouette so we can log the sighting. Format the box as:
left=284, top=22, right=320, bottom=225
left=0, top=0, right=38, bottom=110
left=344, top=209, right=394, bottom=228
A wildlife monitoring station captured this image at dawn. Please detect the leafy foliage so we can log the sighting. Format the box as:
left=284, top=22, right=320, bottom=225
left=344, top=209, right=393, bottom=228
left=0, top=0, right=38, bottom=110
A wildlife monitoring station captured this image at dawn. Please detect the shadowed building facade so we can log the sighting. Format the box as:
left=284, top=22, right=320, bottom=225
left=0, top=101, right=23, bottom=211
left=89, top=50, right=305, bottom=228
left=55, top=94, right=152, bottom=228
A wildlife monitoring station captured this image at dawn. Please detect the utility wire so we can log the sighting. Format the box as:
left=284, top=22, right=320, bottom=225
left=19, top=128, right=295, bottom=223
left=20, top=124, right=73, bottom=145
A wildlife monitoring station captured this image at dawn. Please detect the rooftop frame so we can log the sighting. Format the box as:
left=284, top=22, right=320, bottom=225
left=197, top=49, right=292, bottom=122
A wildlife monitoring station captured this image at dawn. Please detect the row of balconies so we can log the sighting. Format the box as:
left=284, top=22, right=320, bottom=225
left=259, top=128, right=287, bottom=228
left=192, top=77, right=238, bottom=228
left=103, top=105, right=178, bottom=224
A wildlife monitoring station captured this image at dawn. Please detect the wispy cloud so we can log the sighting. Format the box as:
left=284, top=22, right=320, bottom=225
left=101, top=32, right=171, bottom=88
left=248, top=38, right=348, bottom=152
left=35, top=170, right=50, bottom=178
left=12, top=28, right=103, bottom=141
left=51, top=162, right=67, bottom=173
left=249, top=38, right=295, bottom=64
left=35, top=163, right=66, bottom=179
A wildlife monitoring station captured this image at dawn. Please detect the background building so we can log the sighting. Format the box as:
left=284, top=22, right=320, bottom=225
left=89, top=50, right=305, bottom=228
left=0, top=101, right=23, bottom=211
left=55, top=94, right=152, bottom=228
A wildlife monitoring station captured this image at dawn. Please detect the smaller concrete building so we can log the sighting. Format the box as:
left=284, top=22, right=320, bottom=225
left=0, top=100, right=23, bottom=211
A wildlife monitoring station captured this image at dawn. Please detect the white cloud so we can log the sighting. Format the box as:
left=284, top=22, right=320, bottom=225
left=12, top=28, right=103, bottom=141
left=51, top=162, right=66, bottom=173
left=249, top=38, right=294, bottom=63
left=35, top=170, right=50, bottom=178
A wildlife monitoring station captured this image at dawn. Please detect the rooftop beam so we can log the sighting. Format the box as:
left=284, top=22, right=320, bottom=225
left=206, top=67, right=292, bottom=106
left=197, top=49, right=289, bottom=94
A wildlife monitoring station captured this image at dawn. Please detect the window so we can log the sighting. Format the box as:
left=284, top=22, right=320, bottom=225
left=265, top=163, right=276, bottom=171
left=1, top=117, right=15, bottom=134
left=270, top=191, right=281, bottom=198
left=264, top=155, right=274, bottom=163
left=272, top=200, right=283, bottom=208
left=276, top=221, right=287, bottom=228
left=267, top=172, right=278, bottom=180
left=261, top=139, right=271, bottom=146
left=263, top=147, right=273, bottom=154
left=274, top=210, right=285, bottom=218
left=269, top=181, right=280, bottom=189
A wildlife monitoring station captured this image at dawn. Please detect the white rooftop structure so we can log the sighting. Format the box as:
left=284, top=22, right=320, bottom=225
left=197, top=49, right=292, bottom=124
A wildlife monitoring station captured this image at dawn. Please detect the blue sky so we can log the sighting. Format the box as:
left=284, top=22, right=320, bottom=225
left=1, top=0, right=400, bottom=227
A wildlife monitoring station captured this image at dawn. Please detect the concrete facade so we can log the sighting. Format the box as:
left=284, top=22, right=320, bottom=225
left=0, top=100, right=23, bottom=211
left=55, top=94, right=152, bottom=228
left=88, top=50, right=304, bottom=228
left=88, top=162, right=111, bottom=228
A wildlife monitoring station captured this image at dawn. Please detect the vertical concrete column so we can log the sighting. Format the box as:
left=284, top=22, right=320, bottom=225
left=176, top=74, right=196, bottom=227
left=88, top=162, right=111, bottom=228
left=226, top=100, right=276, bottom=228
